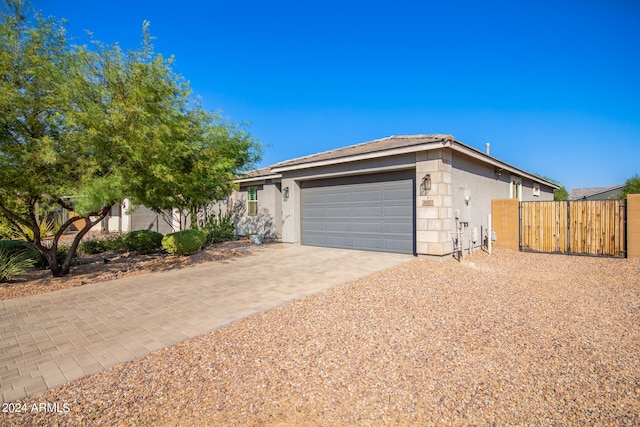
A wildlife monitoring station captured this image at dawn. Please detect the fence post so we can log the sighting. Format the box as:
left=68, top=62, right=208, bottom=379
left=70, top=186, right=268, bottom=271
left=628, top=194, right=640, bottom=258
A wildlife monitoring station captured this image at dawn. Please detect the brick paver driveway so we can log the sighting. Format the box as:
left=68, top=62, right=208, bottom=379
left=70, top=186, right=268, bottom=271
left=0, top=244, right=411, bottom=402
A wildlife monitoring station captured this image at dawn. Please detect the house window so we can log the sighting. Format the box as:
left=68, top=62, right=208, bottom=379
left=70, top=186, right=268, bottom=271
left=533, top=183, right=541, bottom=197
left=247, top=187, right=258, bottom=217
left=511, top=176, right=522, bottom=200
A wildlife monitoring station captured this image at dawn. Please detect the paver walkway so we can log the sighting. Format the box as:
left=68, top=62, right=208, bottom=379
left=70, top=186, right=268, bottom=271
left=0, top=244, right=411, bottom=402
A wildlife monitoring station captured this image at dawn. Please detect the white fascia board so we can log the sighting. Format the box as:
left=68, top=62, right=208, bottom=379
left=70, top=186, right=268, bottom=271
left=234, top=174, right=282, bottom=184
left=294, top=164, right=415, bottom=182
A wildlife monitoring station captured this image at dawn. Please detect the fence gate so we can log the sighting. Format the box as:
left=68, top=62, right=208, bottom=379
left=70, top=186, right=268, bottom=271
left=520, top=200, right=626, bottom=257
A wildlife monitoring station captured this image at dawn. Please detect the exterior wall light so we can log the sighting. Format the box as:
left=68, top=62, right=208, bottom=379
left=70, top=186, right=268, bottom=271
left=283, top=186, right=289, bottom=201
left=420, top=174, right=431, bottom=196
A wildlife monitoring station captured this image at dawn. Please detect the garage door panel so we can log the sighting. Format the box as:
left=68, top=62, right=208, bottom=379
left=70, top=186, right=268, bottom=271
left=327, top=222, right=352, bottom=233
left=326, top=207, right=352, bottom=217
left=304, top=234, right=328, bottom=246
left=326, top=235, right=352, bottom=247
left=353, top=237, right=384, bottom=250
left=353, top=206, right=382, bottom=217
left=304, top=193, right=327, bottom=204
left=302, top=207, right=326, bottom=219
left=384, top=222, right=413, bottom=234
left=384, top=238, right=414, bottom=252
left=301, top=171, right=414, bottom=254
left=353, top=222, right=382, bottom=233
left=384, top=205, right=412, bottom=217
left=326, top=192, right=351, bottom=203
left=302, top=221, right=326, bottom=232
left=353, top=190, right=381, bottom=202
left=383, top=187, right=412, bottom=201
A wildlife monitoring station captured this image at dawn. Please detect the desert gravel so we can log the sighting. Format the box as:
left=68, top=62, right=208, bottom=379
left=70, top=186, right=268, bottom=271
left=2, top=248, right=639, bottom=426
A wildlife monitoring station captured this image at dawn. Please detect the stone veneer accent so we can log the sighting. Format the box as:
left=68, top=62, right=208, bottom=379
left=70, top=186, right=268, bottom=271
left=415, top=148, right=453, bottom=256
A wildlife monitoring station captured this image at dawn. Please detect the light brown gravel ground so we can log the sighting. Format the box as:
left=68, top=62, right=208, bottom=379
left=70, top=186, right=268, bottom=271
left=2, top=248, right=639, bottom=426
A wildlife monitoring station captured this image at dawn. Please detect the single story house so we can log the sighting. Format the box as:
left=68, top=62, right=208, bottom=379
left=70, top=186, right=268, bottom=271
left=569, top=185, right=624, bottom=201
left=67, top=201, right=181, bottom=235
left=232, top=134, right=558, bottom=257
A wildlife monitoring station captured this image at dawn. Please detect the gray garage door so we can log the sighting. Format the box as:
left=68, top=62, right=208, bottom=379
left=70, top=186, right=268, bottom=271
left=301, top=170, right=415, bottom=254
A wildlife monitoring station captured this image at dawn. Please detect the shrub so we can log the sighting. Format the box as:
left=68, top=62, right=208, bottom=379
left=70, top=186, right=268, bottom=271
left=201, top=213, right=235, bottom=245
left=162, top=229, right=206, bottom=256
left=0, top=246, right=36, bottom=282
left=79, top=236, right=124, bottom=255
left=0, top=240, right=47, bottom=268
left=56, top=245, right=73, bottom=264
left=121, top=230, right=163, bottom=254
left=79, top=239, right=102, bottom=255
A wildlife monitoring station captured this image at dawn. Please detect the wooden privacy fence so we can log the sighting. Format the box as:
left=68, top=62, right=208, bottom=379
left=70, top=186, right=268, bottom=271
left=520, top=200, right=626, bottom=257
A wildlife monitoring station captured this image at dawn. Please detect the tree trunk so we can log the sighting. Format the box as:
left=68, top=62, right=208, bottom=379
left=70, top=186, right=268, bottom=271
left=56, top=208, right=110, bottom=276
left=42, top=245, right=62, bottom=277
left=190, top=206, right=199, bottom=230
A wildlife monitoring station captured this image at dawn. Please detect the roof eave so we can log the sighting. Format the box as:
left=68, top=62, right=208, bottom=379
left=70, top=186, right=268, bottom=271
left=271, top=139, right=450, bottom=173
left=451, top=141, right=561, bottom=189
left=270, top=139, right=559, bottom=189
left=235, top=173, right=282, bottom=184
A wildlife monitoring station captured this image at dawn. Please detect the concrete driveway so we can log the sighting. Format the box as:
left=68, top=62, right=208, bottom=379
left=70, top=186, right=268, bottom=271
left=0, top=244, right=412, bottom=402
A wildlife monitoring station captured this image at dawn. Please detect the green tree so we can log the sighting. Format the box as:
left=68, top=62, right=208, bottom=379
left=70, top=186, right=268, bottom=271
left=554, top=186, right=569, bottom=201
left=0, top=1, right=260, bottom=276
left=620, top=174, right=640, bottom=199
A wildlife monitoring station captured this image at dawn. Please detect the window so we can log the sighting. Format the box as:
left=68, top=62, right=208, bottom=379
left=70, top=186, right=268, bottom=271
left=511, top=176, right=522, bottom=200
left=247, top=187, right=258, bottom=216
left=533, top=183, right=541, bottom=197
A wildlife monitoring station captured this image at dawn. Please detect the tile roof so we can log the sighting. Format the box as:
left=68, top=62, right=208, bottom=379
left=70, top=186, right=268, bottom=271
left=237, top=167, right=277, bottom=180
left=569, top=185, right=624, bottom=200
left=271, top=134, right=455, bottom=169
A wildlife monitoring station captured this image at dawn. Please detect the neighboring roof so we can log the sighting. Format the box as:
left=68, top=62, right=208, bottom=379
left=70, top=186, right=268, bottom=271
left=570, top=185, right=624, bottom=200
left=271, top=134, right=454, bottom=169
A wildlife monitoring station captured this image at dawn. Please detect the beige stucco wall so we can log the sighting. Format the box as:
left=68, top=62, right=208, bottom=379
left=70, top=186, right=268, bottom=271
left=280, top=176, right=299, bottom=243
left=450, top=152, right=553, bottom=253
left=234, top=181, right=282, bottom=238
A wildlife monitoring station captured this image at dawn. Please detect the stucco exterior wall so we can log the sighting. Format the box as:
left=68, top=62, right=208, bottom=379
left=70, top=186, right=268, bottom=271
left=450, top=152, right=553, bottom=253
left=234, top=181, right=282, bottom=238
left=451, top=152, right=511, bottom=253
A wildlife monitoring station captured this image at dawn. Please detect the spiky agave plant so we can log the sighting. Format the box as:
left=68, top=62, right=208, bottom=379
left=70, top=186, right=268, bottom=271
left=0, top=247, right=36, bottom=282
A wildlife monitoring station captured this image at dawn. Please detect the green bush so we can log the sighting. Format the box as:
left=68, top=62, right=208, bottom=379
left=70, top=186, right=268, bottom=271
left=79, top=236, right=124, bottom=255
left=201, top=214, right=235, bottom=245
left=0, top=240, right=76, bottom=269
left=0, top=240, right=47, bottom=268
left=121, top=230, right=163, bottom=254
left=56, top=245, right=73, bottom=264
left=162, top=229, right=206, bottom=256
left=79, top=239, right=102, bottom=255
left=0, top=246, right=36, bottom=282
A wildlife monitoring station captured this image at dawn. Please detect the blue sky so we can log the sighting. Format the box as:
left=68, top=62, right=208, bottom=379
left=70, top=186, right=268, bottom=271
left=30, top=0, right=640, bottom=190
